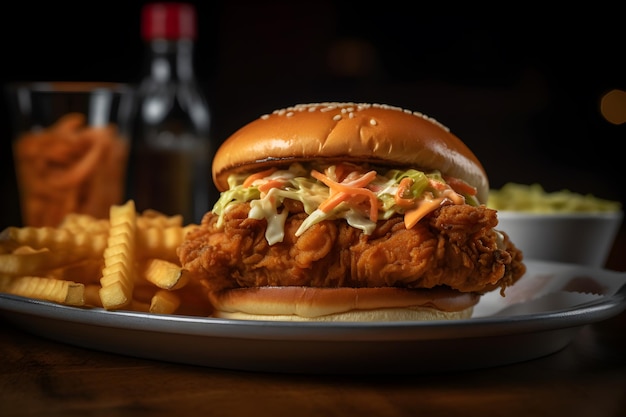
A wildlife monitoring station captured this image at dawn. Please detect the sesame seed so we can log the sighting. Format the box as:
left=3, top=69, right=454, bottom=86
left=263, top=102, right=451, bottom=132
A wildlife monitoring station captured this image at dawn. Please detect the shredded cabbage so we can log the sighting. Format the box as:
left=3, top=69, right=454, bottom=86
left=212, top=162, right=474, bottom=244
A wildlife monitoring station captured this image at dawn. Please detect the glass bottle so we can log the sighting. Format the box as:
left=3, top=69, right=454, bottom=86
left=126, top=2, right=218, bottom=224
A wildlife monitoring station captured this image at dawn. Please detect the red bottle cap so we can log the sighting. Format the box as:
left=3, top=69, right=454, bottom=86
left=141, top=2, right=196, bottom=40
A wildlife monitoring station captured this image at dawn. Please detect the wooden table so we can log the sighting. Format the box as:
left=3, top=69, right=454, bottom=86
left=1, top=306, right=625, bottom=417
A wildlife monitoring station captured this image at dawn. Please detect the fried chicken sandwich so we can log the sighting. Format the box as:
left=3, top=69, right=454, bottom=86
left=178, top=102, right=526, bottom=321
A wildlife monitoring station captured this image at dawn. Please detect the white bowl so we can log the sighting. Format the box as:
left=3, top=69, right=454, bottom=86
left=495, top=210, right=623, bottom=267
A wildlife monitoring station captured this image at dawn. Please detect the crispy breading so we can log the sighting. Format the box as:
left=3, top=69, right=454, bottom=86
left=178, top=203, right=525, bottom=295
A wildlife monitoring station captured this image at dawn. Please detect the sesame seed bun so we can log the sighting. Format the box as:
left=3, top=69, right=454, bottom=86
left=212, top=102, right=489, bottom=203
left=208, top=286, right=479, bottom=322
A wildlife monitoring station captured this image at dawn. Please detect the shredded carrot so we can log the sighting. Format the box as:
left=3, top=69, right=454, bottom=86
left=443, top=176, right=477, bottom=196
left=313, top=169, right=379, bottom=221
left=394, top=177, right=415, bottom=208
left=258, top=179, right=285, bottom=193
left=329, top=162, right=359, bottom=182
left=312, top=169, right=377, bottom=189
left=428, top=178, right=447, bottom=191
left=243, top=167, right=277, bottom=188
left=318, top=191, right=348, bottom=212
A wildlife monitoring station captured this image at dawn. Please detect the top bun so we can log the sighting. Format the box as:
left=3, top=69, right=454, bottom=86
left=213, top=102, right=489, bottom=203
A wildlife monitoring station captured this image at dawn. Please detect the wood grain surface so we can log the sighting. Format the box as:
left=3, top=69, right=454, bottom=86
left=1, top=309, right=625, bottom=417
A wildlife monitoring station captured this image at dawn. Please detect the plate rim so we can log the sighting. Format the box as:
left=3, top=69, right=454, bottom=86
left=1, top=282, right=624, bottom=342
left=2, top=260, right=626, bottom=373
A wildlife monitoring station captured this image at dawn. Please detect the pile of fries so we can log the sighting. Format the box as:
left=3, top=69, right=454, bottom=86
left=0, top=200, right=213, bottom=316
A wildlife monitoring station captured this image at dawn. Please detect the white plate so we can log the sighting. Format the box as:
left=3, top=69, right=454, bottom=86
left=1, top=260, right=625, bottom=374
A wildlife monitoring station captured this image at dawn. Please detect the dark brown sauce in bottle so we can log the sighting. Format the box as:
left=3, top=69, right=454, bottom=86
left=127, top=3, right=218, bottom=224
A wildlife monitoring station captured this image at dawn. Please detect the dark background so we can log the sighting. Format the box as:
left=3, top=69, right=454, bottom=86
left=1, top=2, right=625, bottom=233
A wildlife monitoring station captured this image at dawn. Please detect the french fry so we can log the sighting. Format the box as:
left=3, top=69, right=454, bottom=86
left=0, top=246, right=75, bottom=276
left=99, top=281, right=130, bottom=309
left=0, top=199, right=215, bottom=317
left=50, top=259, right=103, bottom=284
left=149, top=289, right=181, bottom=314
left=98, top=200, right=137, bottom=310
left=0, top=275, right=84, bottom=306
left=0, top=226, right=107, bottom=260
left=141, top=258, right=190, bottom=290
left=59, top=213, right=109, bottom=234
left=136, top=224, right=198, bottom=262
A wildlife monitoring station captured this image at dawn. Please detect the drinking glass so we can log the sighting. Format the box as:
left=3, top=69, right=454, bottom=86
left=6, top=82, right=132, bottom=227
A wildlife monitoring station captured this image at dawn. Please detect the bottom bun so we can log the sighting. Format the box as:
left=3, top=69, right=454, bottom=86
left=213, top=307, right=474, bottom=322
left=208, top=286, right=480, bottom=322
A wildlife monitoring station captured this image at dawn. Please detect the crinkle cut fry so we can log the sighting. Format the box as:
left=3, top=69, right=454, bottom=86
left=136, top=224, right=198, bottom=262
left=0, top=226, right=107, bottom=260
left=0, top=275, right=84, bottom=306
left=98, top=200, right=137, bottom=310
left=0, top=247, right=66, bottom=276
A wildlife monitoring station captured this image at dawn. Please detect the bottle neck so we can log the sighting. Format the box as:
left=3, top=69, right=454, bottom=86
left=143, top=39, right=196, bottom=82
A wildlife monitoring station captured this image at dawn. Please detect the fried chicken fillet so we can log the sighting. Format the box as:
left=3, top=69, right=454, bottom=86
left=179, top=202, right=525, bottom=295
